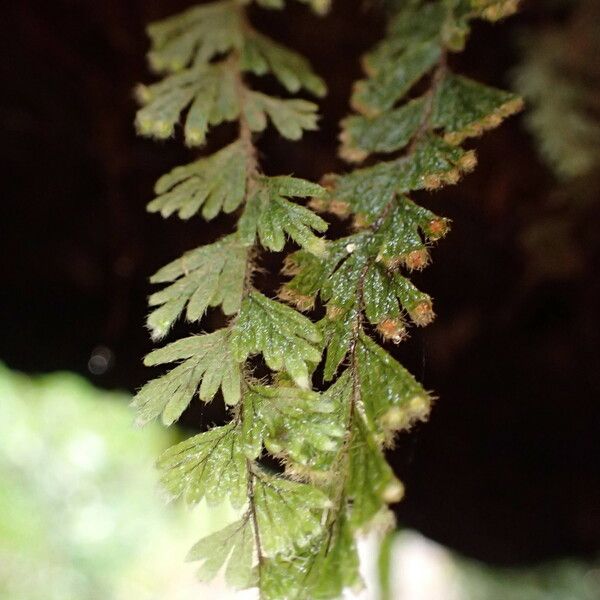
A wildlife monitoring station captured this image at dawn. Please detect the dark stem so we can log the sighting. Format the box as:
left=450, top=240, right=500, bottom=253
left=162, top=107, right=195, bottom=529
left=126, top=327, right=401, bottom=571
left=247, top=462, right=265, bottom=569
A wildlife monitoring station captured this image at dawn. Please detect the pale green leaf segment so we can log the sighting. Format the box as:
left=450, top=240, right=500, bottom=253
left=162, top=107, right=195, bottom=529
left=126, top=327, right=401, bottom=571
left=133, top=0, right=522, bottom=598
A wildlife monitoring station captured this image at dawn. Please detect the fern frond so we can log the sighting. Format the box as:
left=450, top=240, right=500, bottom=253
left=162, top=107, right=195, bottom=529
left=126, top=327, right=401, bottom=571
left=274, top=1, right=523, bottom=596
left=134, top=0, right=522, bottom=597
left=135, top=1, right=333, bottom=595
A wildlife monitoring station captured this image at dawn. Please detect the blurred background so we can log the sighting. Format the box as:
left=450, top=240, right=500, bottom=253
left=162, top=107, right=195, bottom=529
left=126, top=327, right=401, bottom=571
left=1, top=0, right=599, bottom=597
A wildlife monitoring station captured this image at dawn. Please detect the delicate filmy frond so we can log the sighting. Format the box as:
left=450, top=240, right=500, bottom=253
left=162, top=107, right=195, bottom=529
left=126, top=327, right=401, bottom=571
left=346, top=416, right=403, bottom=527
left=241, top=31, right=327, bottom=97
left=158, top=422, right=247, bottom=507
left=355, top=333, right=431, bottom=437
left=259, top=515, right=360, bottom=600
left=432, top=74, right=523, bottom=144
left=231, top=292, right=322, bottom=388
left=340, top=96, right=426, bottom=160
left=187, top=518, right=256, bottom=589
left=303, top=516, right=361, bottom=599
left=353, top=40, right=442, bottom=116
left=185, top=469, right=330, bottom=588
left=243, top=92, right=320, bottom=140
left=147, top=236, right=247, bottom=339
left=325, top=135, right=477, bottom=220
left=241, top=384, right=344, bottom=468
left=341, top=75, right=521, bottom=159
left=366, top=2, right=446, bottom=75
left=136, top=64, right=241, bottom=145
left=135, top=0, right=337, bottom=596
left=282, top=200, right=438, bottom=342
left=253, top=472, right=331, bottom=556
left=132, top=329, right=241, bottom=425
left=146, top=1, right=243, bottom=73
left=149, top=142, right=247, bottom=219
left=277, top=0, right=521, bottom=593
left=238, top=176, right=328, bottom=256
left=320, top=317, right=356, bottom=382
left=136, top=0, right=326, bottom=146
left=134, top=0, right=522, bottom=596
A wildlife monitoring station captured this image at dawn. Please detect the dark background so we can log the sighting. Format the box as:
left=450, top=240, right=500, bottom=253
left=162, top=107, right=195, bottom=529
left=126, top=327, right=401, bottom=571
left=2, top=0, right=599, bottom=565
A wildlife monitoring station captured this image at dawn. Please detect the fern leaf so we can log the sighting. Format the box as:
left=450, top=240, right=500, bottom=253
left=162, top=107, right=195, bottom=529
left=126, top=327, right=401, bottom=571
left=157, top=422, right=248, bottom=507
left=352, top=40, right=441, bottom=116
left=149, top=142, right=247, bottom=219
left=356, top=333, right=431, bottom=437
left=347, top=415, right=403, bottom=527
left=340, top=96, right=426, bottom=161
left=252, top=472, right=331, bottom=557
left=241, top=31, right=326, bottom=97
left=321, top=316, right=356, bottom=382
left=327, top=135, right=477, bottom=220
left=283, top=222, right=435, bottom=330
left=244, top=91, right=319, bottom=140
left=259, top=515, right=360, bottom=600
left=185, top=469, right=329, bottom=587
left=135, top=64, right=241, bottom=145
left=132, top=329, right=241, bottom=425
left=187, top=517, right=256, bottom=589
left=231, top=292, right=322, bottom=388
left=135, top=83, right=198, bottom=140
left=147, top=236, right=246, bottom=339
left=241, top=384, right=344, bottom=468
left=134, top=0, right=524, bottom=596
left=146, top=1, right=243, bottom=73
left=433, top=74, right=523, bottom=145
left=238, top=176, right=328, bottom=256
left=364, top=3, right=446, bottom=77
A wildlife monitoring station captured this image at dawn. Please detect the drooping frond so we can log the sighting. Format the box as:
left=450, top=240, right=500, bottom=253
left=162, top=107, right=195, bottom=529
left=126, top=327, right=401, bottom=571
left=274, top=1, right=522, bottom=596
left=133, top=0, right=522, bottom=597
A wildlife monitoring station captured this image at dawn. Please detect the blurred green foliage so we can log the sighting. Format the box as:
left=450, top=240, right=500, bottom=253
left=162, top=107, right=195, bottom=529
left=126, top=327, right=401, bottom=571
left=458, top=559, right=600, bottom=600
left=0, top=365, right=237, bottom=600
left=512, top=0, right=600, bottom=180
